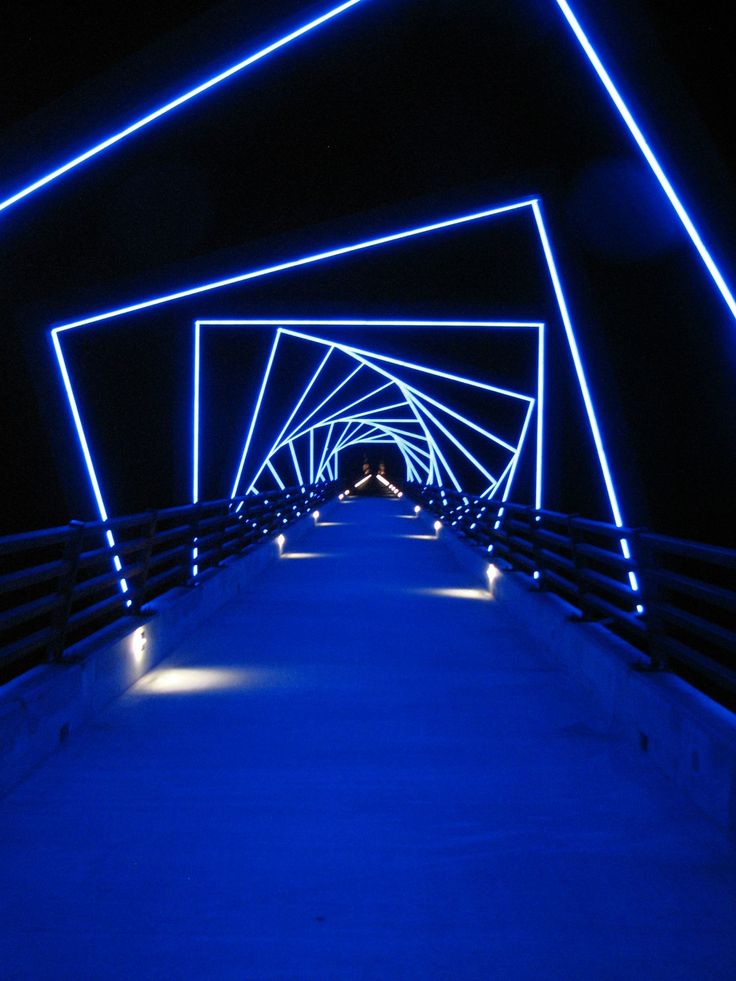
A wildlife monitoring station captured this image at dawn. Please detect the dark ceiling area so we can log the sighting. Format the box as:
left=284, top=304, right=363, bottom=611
left=1, top=0, right=734, bottom=544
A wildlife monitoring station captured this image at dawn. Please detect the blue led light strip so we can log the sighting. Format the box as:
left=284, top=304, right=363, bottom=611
left=199, top=317, right=541, bottom=521
left=280, top=327, right=533, bottom=404
left=400, top=387, right=462, bottom=492
left=241, top=328, right=534, bottom=495
left=54, top=202, right=618, bottom=567
left=52, top=200, right=535, bottom=331
left=246, top=362, right=363, bottom=493
left=226, top=329, right=283, bottom=501
left=0, top=0, right=365, bottom=215
left=340, top=349, right=514, bottom=493
left=555, top=0, right=736, bottom=323
left=230, top=342, right=334, bottom=499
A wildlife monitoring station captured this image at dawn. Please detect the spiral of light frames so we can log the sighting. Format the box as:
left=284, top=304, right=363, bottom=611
left=192, top=321, right=543, bottom=507
left=51, top=199, right=637, bottom=592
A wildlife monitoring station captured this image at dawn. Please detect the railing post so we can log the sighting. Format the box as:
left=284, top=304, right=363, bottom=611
left=132, top=510, right=158, bottom=616
left=529, top=507, right=543, bottom=588
left=186, top=503, right=202, bottom=584
left=47, top=520, right=86, bottom=661
left=634, top=532, right=669, bottom=672
left=215, top=501, right=229, bottom=566
left=568, top=514, right=590, bottom=620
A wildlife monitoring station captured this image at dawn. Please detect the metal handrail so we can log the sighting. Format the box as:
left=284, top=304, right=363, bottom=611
left=406, top=484, right=736, bottom=705
left=0, top=484, right=336, bottom=683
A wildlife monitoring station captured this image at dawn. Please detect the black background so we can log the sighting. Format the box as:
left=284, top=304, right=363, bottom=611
left=1, top=0, right=734, bottom=543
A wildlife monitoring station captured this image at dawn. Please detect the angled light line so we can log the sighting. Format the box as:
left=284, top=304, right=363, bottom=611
left=54, top=199, right=536, bottom=331
left=300, top=380, right=395, bottom=430
left=482, top=455, right=515, bottom=500
left=287, top=439, right=303, bottom=485
left=555, top=0, right=736, bottom=323
left=387, top=433, right=432, bottom=478
left=314, top=417, right=426, bottom=441
left=398, top=377, right=520, bottom=454
left=400, top=440, right=431, bottom=460
left=52, top=331, right=109, bottom=522
left=402, top=387, right=461, bottom=491
left=51, top=334, right=130, bottom=594
left=316, top=344, right=443, bottom=485
left=333, top=419, right=355, bottom=456
left=0, top=0, right=366, bottom=215
left=267, top=343, right=335, bottom=447
left=319, top=399, right=412, bottom=423
left=333, top=345, right=520, bottom=460
left=51, top=334, right=131, bottom=587
left=403, top=387, right=439, bottom=486
left=403, top=452, right=421, bottom=484
left=266, top=458, right=285, bottom=490
left=484, top=400, right=536, bottom=510
left=272, top=361, right=363, bottom=453
left=316, top=422, right=336, bottom=481
left=500, top=400, right=535, bottom=504
left=248, top=342, right=334, bottom=481
left=408, top=395, right=499, bottom=489
left=531, top=200, right=623, bottom=526
left=334, top=423, right=430, bottom=482
left=280, top=328, right=533, bottom=404
left=334, top=419, right=371, bottom=449
left=229, top=328, right=282, bottom=498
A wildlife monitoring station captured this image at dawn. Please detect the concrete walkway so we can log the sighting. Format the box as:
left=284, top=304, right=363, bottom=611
left=1, top=496, right=735, bottom=979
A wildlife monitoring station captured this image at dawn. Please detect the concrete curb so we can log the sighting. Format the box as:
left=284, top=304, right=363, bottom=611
left=428, top=516, right=736, bottom=839
left=0, top=501, right=334, bottom=798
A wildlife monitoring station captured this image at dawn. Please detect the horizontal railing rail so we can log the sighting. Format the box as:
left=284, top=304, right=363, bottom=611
left=406, top=484, right=736, bottom=706
left=0, top=484, right=336, bottom=683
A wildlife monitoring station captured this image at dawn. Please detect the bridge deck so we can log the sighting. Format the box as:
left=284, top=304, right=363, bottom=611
left=1, top=496, right=735, bottom=979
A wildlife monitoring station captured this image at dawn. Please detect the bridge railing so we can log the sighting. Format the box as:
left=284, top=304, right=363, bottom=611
left=406, top=485, right=736, bottom=705
left=0, top=484, right=335, bottom=683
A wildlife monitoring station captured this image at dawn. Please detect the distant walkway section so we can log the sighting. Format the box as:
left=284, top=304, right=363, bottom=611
left=1, top=496, right=735, bottom=979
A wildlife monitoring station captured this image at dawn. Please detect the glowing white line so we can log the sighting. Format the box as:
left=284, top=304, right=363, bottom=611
left=193, top=322, right=201, bottom=503
left=229, top=329, right=282, bottom=498
left=280, top=328, right=533, bottom=404
left=409, top=395, right=500, bottom=488
left=266, top=459, right=285, bottom=490
left=0, top=0, right=366, bottom=215
left=288, top=440, right=303, bottom=485
left=402, top=388, right=461, bottom=491
left=532, top=200, right=622, bottom=526
left=54, top=200, right=536, bottom=332
left=536, top=322, right=545, bottom=510
left=555, top=0, right=736, bottom=323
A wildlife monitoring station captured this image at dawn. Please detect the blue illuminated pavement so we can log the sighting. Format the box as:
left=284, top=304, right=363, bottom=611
left=1, top=497, right=735, bottom=978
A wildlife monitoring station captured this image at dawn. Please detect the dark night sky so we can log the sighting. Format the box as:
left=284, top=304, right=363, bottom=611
left=1, top=0, right=734, bottom=544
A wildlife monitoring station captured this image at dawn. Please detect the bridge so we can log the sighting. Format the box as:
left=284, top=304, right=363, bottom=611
left=1, top=477, right=735, bottom=978
left=2, top=1, right=736, bottom=975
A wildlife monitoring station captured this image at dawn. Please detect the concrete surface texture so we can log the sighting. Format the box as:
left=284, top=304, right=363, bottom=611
left=1, top=496, right=735, bottom=979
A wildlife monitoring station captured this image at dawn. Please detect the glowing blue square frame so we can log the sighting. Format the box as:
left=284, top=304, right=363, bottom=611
left=3, top=0, right=732, bottom=328
left=192, top=319, right=545, bottom=506
left=50, top=196, right=624, bottom=532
